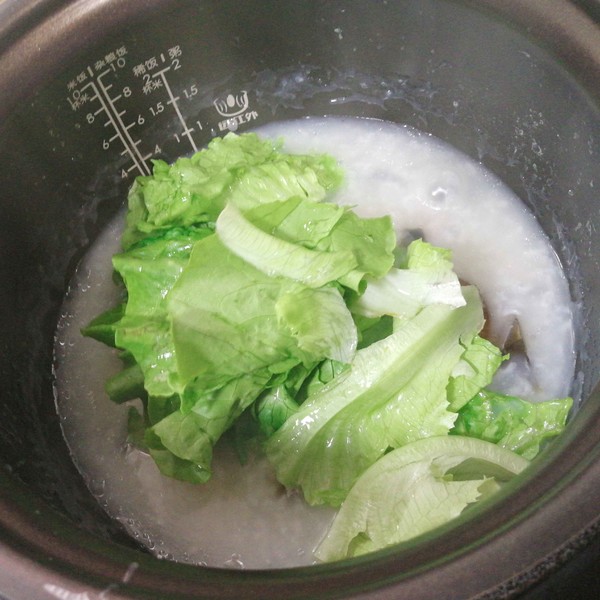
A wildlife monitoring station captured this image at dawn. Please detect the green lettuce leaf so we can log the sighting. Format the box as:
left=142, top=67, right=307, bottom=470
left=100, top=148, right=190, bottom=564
left=241, top=195, right=345, bottom=247
left=315, top=210, right=396, bottom=280
left=123, top=132, right=343, bottom=248
left=226, top=152, right=343, bottom=212
left=352, top=239, right=465, bottom=319
left=112, top=227, right=212, bottom=398
left=447, top=336, right=507, bottom=411
left=451, top=389, right=573, bottom=459
left=144, top=371, right=273, bottom=483
left=276, top=285, right=358, bottom=364
left=167, top=234, right=319, bottom=390
left=80, top=303, right=125, bottom=347
left=144, top=422, right=212, bottom=484
left=216, top=202, right=358, bottom=288
left=265, top=286, right=485, bottom=507
left=254, top=385, right=301, bottom=437
left=229, top=198, right=396, bottom=292
left=314, top=435, right=528, bottom=562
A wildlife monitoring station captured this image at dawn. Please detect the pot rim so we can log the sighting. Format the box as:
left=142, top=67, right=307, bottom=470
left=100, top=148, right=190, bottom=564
left=1, top=1, right=600, bottom=598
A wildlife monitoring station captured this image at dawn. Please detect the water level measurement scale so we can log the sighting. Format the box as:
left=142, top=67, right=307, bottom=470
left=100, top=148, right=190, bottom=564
left=150, top=66, right=199, bottom=154
left=65, top=43, right=204, bottom=179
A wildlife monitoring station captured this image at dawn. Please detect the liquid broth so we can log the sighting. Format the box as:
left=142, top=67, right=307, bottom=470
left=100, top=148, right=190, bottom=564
left=54, top=117, right=575, bottom=569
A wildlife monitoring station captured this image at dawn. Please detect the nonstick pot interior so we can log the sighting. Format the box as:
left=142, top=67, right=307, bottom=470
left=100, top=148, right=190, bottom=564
left=1, top=1, right=600, bottom=598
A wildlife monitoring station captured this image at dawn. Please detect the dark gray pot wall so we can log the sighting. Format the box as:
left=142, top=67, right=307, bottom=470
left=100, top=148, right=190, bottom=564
left=1, top=1, right=600, bottom=598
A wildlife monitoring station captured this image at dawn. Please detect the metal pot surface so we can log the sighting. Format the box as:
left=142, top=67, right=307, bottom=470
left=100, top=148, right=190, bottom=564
left=1, top=1, right=600, bottom=598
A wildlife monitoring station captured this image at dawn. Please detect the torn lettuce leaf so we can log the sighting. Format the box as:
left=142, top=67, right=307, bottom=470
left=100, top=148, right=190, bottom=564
left=166, top=233, right=361, bottom=392
left=123, top=132, right=343, bottom=248
left=112, top=226, right=212, bottom=398
left=446, top=335, right=507, bottom=412
left=265, top=286, right=485, bottom=507
left=451, top=389, right=573, bottom=459
left=314, top=210, right=397, bottom=280
left=314, top=435, right=528, bottom=562
left=216, top=199, right=396, bottom=292
left=276, top=285, right=358, bottom=364
left=80, top=303, right=125, bottom=348
left=216, top=202, right=358, bottom=289
left=352, top=239, right=465, bottom=319
left=242, top=195, right=346, bottom=248
left=254, top=385, right=301, bottom=437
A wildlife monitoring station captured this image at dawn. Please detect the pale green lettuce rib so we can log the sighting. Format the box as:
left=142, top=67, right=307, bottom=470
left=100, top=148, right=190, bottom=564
left=216, top=202, right=358, bottom=288
left=353, top=239, right=465, bottom=319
